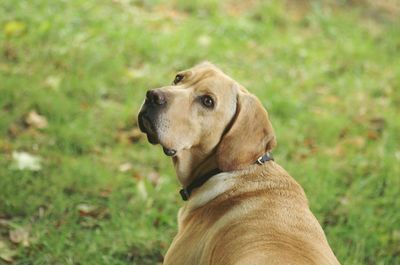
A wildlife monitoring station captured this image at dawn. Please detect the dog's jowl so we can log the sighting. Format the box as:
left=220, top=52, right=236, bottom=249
left=138, top=62, right=340, bottom=265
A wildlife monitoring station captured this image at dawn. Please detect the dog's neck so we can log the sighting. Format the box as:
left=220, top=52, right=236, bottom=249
left=172, top=148, right=218, bottom=187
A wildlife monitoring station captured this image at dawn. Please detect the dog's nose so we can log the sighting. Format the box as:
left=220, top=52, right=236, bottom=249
left=146, top=89, right=166, bottom=106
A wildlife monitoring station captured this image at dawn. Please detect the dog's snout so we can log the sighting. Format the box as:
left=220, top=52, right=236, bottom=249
left=146, top=89, right=166, bottom=106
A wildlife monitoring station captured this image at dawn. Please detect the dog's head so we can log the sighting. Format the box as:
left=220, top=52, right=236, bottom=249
left=138, top=62, right=276, bottom=174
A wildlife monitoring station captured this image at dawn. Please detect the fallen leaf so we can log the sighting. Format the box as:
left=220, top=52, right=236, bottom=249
left=76, top=204, right=109, bottom=219
left=77, top=204, right=97, bottom=216
left=116, top=128, right=144, bottom=144
left=339, top=196, right=350, bottom=206
left=119, top=162, right=133, bottom=172
left=99, top=187, right=112, bottom=198
left=3, top=45, right=18, bottom=61
left=0, top=219, right=10, bottom=228
left=324, top=145, right=345, bottom=157
left=132, top=171, right=144, bottom=181
left=44, top=76, right=62, bottom=90
left=367, top=130, right=380, bottom=140
left=322, top=95, right=339, bottom=105
left=344, top=136, right=366, bottom=148
left=11, top=151, right=42, bottom=171
left=197, top=35, right=211, bottom=47
left=9, top=227, right=29, bottom=247
left=7, top=124, right=21, bottom=138
left=0, top=139, right=12, bottom=154
left=54, top=219, right=66, bottom=228
left=0, top=240, right=16, bottom=263
left=25, top=111, right=48, bottom=129
left=127, top=128, right=144, bottom=143
left=367, top=117, right=386, bottom=140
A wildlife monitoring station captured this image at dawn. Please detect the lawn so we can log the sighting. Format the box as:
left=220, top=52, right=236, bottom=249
left=0, top=0, right=399, bottom=264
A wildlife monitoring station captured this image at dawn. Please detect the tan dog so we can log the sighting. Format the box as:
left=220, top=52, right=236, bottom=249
left=138, top=62, right=340, bottom=265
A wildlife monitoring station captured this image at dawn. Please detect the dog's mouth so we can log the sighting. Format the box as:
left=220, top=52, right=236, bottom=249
left=138, top=112, right=159, bottom=145
left=138, top=112, right=177, bottom=157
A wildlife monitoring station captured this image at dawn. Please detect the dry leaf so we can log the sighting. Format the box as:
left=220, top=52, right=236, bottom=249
left=127, top=128, right=144, bottom=143
left=11, top=151, right=42, bottom=171
left=367, top=117, right=386, bottom=140
left=119, top=162, right=133, bottom=172
left=0, top=139, right=12, bottom=153
left=324, top=145, right=345, bottom=157
left=344, top=136, right=366, bottom=148
left=116, top=128, right=144, bottom=144
left=367, top=130, right=379, bottom=140
left=198, top=35, right=211, bottom=47
left=25, top=111, right=48, bottom=129
left=7, top=124, right=21, bottom=138
left=369, top=117, right=386, bottom=130
left=44, top=76, right=62, bottom=90
left=99, top=187, right=112, bottom=198
left=0, top=240, right=16, bottom=263
left=77, top=204, right=109, bottom=219
left=77, top=204, right=97, bottom=216
left=0, top=219, right=10, bottom=228
left=9, top=227, right=29, bottom=247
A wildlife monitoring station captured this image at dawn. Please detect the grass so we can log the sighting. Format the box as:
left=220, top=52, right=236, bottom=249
left=0, top=0, right=399, bottom=264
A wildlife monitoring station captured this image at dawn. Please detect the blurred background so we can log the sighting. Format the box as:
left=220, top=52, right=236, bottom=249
left=0, top=0, right=399, bottom=264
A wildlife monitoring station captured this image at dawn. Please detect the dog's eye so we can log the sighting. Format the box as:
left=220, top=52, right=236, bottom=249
left=201, top=95, right=214, bottom=108
left=173, top=74, right=184, bottom=85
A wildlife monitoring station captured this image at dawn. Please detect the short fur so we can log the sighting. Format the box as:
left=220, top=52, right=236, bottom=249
left=138, top=62, right=340, bottom=265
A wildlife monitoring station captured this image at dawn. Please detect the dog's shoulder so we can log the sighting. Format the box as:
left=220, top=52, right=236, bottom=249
left=180, top=162, right=307, bottom=224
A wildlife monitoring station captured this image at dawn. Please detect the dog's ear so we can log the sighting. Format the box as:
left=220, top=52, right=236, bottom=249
left=216, top=88, right=276, bottom=171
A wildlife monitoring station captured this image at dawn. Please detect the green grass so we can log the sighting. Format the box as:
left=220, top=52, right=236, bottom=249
left=1, top=0, right=399, bottom=264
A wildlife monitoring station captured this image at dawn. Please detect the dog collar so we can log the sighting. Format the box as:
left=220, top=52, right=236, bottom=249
left=179, top=152, right=274, bottom=201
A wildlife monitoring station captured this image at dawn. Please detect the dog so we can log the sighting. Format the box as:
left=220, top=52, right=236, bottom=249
left=138, top=62, right=340, bottom=265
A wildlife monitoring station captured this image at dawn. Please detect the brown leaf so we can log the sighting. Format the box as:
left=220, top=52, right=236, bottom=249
left=367, top=130, right=380, bottom=140
left=77, top=204, right=97, bottom=216
left=132, top=171, right=143, bottom=181
left=7, top=124, right=21, bottom=138
left=54, top=219, right=66, bottom=228
left=99, top=187, right=112, bottom=198
left=0, top=219, right=10, bottom=228
left=9, top=227, right=30, bottom=247
left=127, top=128, right=144, bottom=143
left=344, top=136, right=366, bottom=148
left=0, top=139, right=12, bottom=153
left=367, top=117, right=386, bottom=140
left=324, top=145, right=345, bottom=157
left=77, top=204, right=109, bottom=219
left=25, top=111, right=48, bottom=129
left=3, top=45, right=18, bottom=61
left=116, top=127, right=144, bottom=144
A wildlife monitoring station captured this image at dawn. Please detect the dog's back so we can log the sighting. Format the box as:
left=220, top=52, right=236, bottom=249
left=164, top=162, right=339, bottom=265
